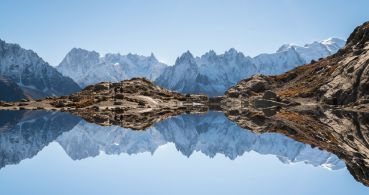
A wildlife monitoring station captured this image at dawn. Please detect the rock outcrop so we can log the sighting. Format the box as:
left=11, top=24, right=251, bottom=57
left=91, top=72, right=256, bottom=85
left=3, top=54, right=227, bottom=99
left=0, top=78, right=209, bottom=129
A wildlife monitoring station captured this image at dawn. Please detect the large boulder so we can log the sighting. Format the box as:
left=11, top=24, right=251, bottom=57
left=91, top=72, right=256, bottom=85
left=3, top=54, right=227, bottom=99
left=225, top=74, right=272, bottom=98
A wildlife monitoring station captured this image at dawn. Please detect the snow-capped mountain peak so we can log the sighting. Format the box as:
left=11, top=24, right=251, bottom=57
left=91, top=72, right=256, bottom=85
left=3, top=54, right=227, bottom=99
left=276, top=43, right=298, bottom=52
left=321, top=37, right=345, bottom=45
left=321, top=37, right=346, bottom=53
left=275, top=37, right=345, bottom=63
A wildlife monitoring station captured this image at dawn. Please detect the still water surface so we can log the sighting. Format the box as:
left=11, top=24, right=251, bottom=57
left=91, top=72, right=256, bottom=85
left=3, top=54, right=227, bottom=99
left=0, top=111, right=368, bottom=195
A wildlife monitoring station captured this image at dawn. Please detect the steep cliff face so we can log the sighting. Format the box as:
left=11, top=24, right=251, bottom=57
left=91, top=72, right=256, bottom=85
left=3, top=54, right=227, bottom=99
left=319, top=22, right=369, bottom=105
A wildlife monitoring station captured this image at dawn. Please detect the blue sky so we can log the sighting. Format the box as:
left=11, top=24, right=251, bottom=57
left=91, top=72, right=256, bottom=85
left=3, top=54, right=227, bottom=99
left=1, top=0, right=368, bottom=65
left=1, top=142, right=368, bottom=195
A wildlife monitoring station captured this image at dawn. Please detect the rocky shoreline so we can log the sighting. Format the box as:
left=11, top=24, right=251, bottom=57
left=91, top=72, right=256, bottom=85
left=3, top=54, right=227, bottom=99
left=0, top=77, right=211, bottom=129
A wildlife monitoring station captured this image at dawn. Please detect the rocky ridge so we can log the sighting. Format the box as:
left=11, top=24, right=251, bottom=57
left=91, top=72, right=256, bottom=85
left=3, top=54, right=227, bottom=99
left=0, top=77, right=208, bottom=129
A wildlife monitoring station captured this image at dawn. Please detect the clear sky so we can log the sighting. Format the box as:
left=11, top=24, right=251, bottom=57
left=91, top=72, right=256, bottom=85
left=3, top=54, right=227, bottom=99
left=1, top=0, right=368, bottom=66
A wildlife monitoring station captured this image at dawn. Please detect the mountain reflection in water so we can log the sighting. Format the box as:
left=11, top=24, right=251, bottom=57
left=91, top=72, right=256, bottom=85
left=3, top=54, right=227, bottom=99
left=0, top=110, right=342, bottom=170
left=0, top=109, right=369, bottom=191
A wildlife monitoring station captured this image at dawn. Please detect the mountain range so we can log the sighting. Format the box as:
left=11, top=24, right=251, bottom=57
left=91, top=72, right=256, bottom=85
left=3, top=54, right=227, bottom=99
left=56, top=38, right=345, bottom=96
left=0, top=37, right=345, bottom=101
left=0, top=39, right=80, bottom=100
left=156, top=38, right=345, bottom=95
left=57, top=49, right=167, bottom=88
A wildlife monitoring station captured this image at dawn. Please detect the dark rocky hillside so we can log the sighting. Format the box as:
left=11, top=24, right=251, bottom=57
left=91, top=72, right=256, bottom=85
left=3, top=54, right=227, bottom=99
left=0, top=76, right=27, bottom=101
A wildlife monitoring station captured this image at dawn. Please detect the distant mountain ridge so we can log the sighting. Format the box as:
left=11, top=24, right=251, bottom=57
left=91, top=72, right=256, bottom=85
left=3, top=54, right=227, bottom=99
left=0, top=37, right=345, bottom=101
left=0, top=39, right=80, bottom=100
left=156, top=37, right=346, bottom=95
left=55, top=37, right=344, bottom=96
left=57, top=48, right=167, bottom=87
